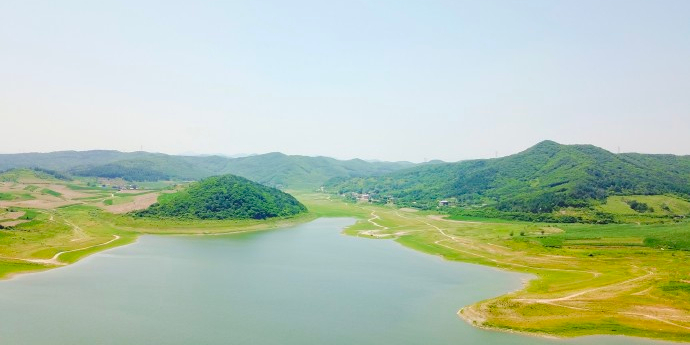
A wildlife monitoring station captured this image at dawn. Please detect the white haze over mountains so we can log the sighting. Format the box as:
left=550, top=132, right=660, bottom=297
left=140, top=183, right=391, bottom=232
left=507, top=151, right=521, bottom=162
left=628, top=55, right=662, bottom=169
left=1, top=1, right=689, bottom=162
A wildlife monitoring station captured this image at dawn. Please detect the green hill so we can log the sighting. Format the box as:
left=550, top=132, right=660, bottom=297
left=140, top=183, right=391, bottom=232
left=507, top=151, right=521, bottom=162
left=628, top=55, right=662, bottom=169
left=0, top=151, right=413, bottom=188
left=0, top=168, right=71, bottom=183
left=70, top=161, right=172, bottom=181
left=326, top=140, right=690, bottom=214
left=223, top=153, right=414, bottom=189
left=136, top=174, right=307, bottom=220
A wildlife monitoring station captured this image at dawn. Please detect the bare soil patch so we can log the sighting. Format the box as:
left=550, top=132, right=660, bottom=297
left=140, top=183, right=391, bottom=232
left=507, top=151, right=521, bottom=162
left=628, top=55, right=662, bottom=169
left=1, top=211, right=26, bottom=220
left=0, top=199, right=75, bottom=209
left=0, top=219, right=29, bottom=227
left=427, top=214, right=482, bottom=224
left=116, top=189, right=151, bottom=194
left=104, top=192, right=161, bottom=214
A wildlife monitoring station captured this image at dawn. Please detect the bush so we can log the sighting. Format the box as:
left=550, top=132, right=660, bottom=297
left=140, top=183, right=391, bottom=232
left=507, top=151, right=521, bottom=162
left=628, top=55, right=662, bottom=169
left=625, top=199, right=652, bottom=213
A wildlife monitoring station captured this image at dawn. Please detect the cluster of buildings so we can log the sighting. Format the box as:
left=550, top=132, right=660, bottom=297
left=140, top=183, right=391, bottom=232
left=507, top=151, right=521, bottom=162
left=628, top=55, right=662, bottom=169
left=344, top=192, right=453, bottom=207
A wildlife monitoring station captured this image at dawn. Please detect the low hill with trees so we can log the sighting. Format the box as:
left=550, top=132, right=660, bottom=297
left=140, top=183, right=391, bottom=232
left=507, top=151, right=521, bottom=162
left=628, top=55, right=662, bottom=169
left=136, top=174, right=307, bottom=220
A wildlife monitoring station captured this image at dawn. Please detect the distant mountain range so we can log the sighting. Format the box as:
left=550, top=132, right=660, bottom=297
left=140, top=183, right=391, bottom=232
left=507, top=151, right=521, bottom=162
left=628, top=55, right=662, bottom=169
left=326, top=140, right=690, bottom=212
left=5, top=141, right=690, bottom=212
left=0, top=150, right=414, bottom=189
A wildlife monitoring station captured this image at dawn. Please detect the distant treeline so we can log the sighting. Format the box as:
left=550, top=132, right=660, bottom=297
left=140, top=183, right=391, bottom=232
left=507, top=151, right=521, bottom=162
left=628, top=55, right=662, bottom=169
left=30, top=167, right=72, bottom=181
left=71, top=163, right=170, bottom=182
left=0, top=150, right=414, bottom=188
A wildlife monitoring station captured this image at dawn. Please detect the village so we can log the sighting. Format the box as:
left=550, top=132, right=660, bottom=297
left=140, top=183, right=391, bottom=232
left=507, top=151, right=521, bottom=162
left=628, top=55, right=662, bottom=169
left=343, top=191, right=452, bottom=208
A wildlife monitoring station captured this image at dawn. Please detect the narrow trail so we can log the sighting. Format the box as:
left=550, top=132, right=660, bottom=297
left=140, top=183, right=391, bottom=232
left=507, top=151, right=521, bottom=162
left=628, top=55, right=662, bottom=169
left=631, top=286, right=653, bottom=296
left=516, top=269, right=655, bottom=304
left=620, top=312, right=690, bottom=331
left=367, top=211, right=388, bottom=230
left=6, top=235, right=121, bottom=266
left=514, top=269, right=690, bottom=330
left=426, top=217, right=688, bottom=331
left=64, top=219, right=88, bottom=242
left=422, top=219, right=601, bottom=277
left=37, top=211, right=87, bottom=242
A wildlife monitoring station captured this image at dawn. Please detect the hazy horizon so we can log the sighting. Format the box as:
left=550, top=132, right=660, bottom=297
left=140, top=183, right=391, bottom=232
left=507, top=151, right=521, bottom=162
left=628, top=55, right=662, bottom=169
left=2, top=0, right=689, bottom=162
left=1, top=138, right=685, bottom=164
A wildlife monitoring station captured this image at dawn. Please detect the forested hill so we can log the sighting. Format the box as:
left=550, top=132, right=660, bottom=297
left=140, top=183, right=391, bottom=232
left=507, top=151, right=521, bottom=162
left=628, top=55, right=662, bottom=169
left=326, top=140, right=690, bottom=213
left=0, top=151, right=413, bottom=188
left=136, top=174, right=307, bottom=220
left=222, top=153, right=413, bottom=190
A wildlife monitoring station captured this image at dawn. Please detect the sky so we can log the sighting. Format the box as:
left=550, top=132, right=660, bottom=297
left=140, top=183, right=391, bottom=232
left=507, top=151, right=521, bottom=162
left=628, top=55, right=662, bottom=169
left=1, top=0, right=689, bottom=162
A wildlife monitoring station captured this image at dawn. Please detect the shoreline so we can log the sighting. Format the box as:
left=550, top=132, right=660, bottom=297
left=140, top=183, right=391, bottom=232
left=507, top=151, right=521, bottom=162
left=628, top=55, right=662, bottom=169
left=457, top=305, right=560, bottom=340
left=334, top=202, right=690, bottom=344
left=457, top=307, right=690, bottom=344
left=0, top=213, right=316, bottom=282
left=0, top=236, right=139, bottom=282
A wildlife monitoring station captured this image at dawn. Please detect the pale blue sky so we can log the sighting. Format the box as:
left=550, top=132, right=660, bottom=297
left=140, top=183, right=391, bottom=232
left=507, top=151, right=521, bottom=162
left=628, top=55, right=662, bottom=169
left=1, top=0, right=689, bottom=162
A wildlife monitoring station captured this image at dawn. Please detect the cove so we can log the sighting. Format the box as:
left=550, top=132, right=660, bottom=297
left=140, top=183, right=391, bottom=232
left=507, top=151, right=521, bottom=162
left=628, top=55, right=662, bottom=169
left=0, top=218, right=675, bottom=344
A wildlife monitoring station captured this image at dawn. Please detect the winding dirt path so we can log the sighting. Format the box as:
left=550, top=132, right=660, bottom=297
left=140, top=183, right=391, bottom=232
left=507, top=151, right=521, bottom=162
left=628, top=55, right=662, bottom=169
left=367, top=211, right=388, bottom=230
left=422, top=219, right=601, bottom=277
left=8, top=235, right=121, bottom=266
left=415, top=216, right=690, bottom=330
left=515, top=268, right=655, bottom=304
left=425, top=214, right=689, bottom=331
left=64, top=219, right=88, bottom=242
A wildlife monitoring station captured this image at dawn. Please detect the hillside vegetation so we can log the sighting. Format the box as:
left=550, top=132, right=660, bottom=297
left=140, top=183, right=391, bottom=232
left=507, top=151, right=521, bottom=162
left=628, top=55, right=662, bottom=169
left=327, top=141, right=690, bottom=218
left=136, top=174, right=307, bottom=220
left=70, top=161, right=172, bottom=182
left=223, top=153, right=414, bottom=189
left=0, top=151, right=412, bottom=188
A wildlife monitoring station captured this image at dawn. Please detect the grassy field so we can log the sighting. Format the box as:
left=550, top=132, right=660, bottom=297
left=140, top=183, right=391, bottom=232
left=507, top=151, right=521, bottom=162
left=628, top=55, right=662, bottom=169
left=295, top=192, right=690, bottom=342
left=599, top=195, right=690, bottom=214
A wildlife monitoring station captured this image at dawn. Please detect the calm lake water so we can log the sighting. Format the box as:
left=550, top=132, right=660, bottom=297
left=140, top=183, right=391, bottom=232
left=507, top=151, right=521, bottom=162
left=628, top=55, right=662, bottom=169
left=0, top=218, right=675, bottom=344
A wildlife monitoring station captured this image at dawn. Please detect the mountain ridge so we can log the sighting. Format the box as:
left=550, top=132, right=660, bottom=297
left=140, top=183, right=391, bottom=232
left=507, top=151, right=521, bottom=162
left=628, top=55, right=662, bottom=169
left=0, top=150, right=414, bottom=189
left=325, top=140, right=690, bottom=213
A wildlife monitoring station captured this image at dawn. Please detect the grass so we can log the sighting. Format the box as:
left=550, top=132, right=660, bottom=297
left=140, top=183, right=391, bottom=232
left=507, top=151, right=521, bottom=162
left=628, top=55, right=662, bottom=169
left=66, top=184, right=106, bottom=191
left=598, top=195, right=690, bottom=216
left=41, top=188, right=62, bottom=197
left=23, top=185, right=39, bottom=192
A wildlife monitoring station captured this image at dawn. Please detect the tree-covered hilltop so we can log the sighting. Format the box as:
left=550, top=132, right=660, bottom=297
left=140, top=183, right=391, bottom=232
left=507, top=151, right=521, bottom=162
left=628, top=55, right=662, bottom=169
left=136, top=175, right=307, bottom=220
left=0, top=150, right=414, bottom=188
left=70, top=161, right=171, bottom=181
left=223, top=152, right=414, bottom=190
left=326, top=140, right=690, bottom=214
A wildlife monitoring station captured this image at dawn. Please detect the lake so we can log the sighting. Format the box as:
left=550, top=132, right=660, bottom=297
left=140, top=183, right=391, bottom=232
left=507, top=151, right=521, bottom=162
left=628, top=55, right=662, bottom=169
left=0, top=218, right=674, bottom=344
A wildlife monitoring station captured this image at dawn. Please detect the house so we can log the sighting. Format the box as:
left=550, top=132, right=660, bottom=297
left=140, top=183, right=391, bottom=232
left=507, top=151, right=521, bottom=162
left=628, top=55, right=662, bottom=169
left=439, top=200, right=450, bottom=206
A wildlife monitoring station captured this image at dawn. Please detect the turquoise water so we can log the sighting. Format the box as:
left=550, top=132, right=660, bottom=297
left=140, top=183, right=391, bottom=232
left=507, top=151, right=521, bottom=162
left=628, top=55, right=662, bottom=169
left=0, top=218, right=675, bottom=344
